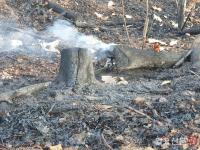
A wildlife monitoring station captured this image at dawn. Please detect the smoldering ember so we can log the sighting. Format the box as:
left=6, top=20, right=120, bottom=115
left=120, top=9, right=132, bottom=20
left=0, top=0, right=200, bottom=150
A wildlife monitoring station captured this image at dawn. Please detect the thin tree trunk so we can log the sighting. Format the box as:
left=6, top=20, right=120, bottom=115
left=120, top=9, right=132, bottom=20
left=178, top=0, right=187, bottom=30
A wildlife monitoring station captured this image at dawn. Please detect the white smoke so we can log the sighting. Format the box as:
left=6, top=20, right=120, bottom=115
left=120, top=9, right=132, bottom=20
left=0, top=19, right=115, bottom=60
left=47, top=20, right=115, bottom=54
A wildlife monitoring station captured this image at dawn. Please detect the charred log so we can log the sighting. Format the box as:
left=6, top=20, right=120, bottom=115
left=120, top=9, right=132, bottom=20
left=113, top=45, right=187, bottom=70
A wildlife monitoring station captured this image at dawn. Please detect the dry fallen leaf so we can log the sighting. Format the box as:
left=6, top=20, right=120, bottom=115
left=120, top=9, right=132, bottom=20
left=101, top=75, right=116, bottom=84
left=49, top=144, right=63, bottom=150
left=95, top=104, right=113, bottom=110
left=125, top=15, right=132, bottom=19
left=115, top=135, right=124, bottom=142
left=94, top=12, right=109, bottom=20
left=152, top=6, right=162, bottom=12
left=148, top=38, right=167, bottom=45
left=132, top=97, right=146, bottom=105
left=108, top=1, right=115, bottom=9
left=151, top=42, right=160, bottom=53
left=170, top=20, right=178, bottom=28
left=169, top=40, right=178, bottom=46
left=153, top=14, right=162, bottom=22
left=161, top=80, right=171, bottom=85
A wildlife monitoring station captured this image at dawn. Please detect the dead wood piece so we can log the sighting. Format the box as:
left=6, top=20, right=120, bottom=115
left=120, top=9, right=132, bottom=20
left=75, top=20, right=112, bottom=31
left=113, top=45, right=186, bottom=70
left=45, top=1, right=76, bottom=21
left=48, top=104, right=81, bottom=115
left=0, top=82, right=51, bottom=103
left=56, top=48, right=96, bottom=86
left=181, top=26, right=200, bottom=35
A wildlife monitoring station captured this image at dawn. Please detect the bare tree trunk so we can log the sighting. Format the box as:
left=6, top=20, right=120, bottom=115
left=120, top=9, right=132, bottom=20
left=178, top=0, right=187, bottom=30
left=56, top=48, right=96, bottom=86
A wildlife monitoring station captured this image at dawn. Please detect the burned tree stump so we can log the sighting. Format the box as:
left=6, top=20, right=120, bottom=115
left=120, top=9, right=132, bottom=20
left=56, top=48, right=96, bottom=86
left=191, top=36, right=200, bottom=71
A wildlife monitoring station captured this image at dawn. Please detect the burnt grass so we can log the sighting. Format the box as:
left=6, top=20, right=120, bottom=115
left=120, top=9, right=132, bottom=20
left=0, top=0, right=200, bottom=150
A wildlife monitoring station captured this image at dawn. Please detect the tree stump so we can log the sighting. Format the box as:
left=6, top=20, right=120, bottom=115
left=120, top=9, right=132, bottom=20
left=191, top=36, right=200, bottom=71
left=57, top=48, right=96, bottom=86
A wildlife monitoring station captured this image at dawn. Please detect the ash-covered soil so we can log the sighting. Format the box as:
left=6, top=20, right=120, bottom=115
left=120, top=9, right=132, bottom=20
left=0, top=0, right=200, bottom=150
left=1, top=50, right=200, bottom=150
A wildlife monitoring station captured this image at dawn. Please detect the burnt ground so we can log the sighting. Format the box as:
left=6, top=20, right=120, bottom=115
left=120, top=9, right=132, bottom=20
left=0, top=0, right=200, bottom=150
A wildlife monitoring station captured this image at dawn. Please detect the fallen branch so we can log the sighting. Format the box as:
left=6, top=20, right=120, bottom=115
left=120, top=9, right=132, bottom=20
left=0, top=82, right=51, bottom=103
left=173, top=49, right=193, bottom=68
left=101, top=133, right=113, bottom=150
left=125, top=106, right=153, bottom=121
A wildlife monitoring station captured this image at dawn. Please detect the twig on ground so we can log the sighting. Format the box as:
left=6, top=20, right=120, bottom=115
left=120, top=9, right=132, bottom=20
left=173, top=49, right=193, bottom=68
left=125, top=106, right=153, bottom=121
left=47, top=103, right=56, bottom=115
left=142, top=0, right=149, bottom=50
left=101, top=133, right=113, bottom=150
left=121, top=0, right=132, bottom=46
left=189, top=69, right=200, bottom=78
